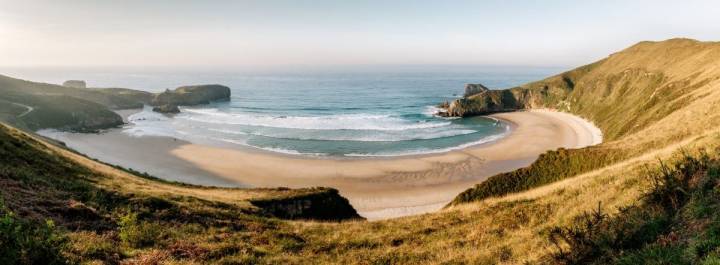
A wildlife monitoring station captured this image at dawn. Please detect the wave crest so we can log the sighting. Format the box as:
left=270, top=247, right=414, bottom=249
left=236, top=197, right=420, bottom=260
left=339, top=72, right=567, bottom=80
left=181, top=108, right=450, bottom=131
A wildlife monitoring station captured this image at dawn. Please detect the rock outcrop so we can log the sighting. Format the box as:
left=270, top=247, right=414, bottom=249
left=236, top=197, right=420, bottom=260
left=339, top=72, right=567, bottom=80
left=152, top=104, right=180, bottom=114
left=464, top=83, right=489, bottom=98
left=62, top=80, right=86, bottom=89
left=151, top=85, right=230, bottom=107
left=438, top=87, right=543, bottom=117
left=249, top=188, right=363, bottom=221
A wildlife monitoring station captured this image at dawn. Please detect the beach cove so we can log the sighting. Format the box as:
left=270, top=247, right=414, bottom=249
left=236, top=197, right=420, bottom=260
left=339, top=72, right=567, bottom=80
left=41, top=108, right=601, bottom=220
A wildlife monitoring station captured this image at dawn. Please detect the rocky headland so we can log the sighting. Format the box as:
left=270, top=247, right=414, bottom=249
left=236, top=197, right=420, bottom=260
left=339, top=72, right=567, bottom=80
left=150, top=85, right=231, bottom=113
left=152, top=85, right=231, bottom=106
left=0, top=74, right=231, bottom=131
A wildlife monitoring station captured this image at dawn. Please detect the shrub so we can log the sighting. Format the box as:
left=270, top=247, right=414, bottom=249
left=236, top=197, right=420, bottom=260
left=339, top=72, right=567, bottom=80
left=545, top=150, right=717, bottom=264
left=118, top=211, right=162, bottom=248
left=452, top=147, right=624, bottom=204
left=0, top=199, right=68, bottom=265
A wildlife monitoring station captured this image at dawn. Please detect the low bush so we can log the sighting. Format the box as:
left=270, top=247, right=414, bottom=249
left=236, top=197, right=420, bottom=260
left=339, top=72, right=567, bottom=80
left=118, top=211, right=163, bottom=248
left=545, top=150, right=720, bottom=264
left=452, top=147, right=624, bottom=204
left=0, top=199, right=68, bottom=265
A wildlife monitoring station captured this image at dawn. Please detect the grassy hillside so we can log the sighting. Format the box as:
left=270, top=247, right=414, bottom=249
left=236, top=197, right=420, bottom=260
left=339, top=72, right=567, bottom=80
left=0, top=75, right=148, bottom=131
left=547, top=151, right=720, bottom=264
left=450, top=38, right=720, bottom=205
left=0, top=75, right=152, bottom=110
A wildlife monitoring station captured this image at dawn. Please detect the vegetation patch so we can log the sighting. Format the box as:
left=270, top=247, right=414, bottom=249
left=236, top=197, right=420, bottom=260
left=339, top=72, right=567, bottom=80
left=545, top=150, right=720, bottom=264
left=451, top=146, right=625, bottom=205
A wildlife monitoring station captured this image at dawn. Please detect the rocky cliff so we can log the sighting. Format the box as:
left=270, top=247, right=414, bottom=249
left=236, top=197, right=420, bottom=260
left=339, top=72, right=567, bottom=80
left=249, top=188, right=362, bottom=221
left=438, top=86, right=543, bottom=117
left=151, top=85, right=230, bottom=107
left=437, top=72, right=580, bottom=118
left=463, top=83, right=489, bottom=97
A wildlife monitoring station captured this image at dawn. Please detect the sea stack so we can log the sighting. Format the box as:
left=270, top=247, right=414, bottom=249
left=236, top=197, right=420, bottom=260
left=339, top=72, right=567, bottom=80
left=62, top=80, right=87, bottom=89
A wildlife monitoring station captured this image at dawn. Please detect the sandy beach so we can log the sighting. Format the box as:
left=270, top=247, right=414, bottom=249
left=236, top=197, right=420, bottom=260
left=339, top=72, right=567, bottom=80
left=41, top=109, right=601, bottom=220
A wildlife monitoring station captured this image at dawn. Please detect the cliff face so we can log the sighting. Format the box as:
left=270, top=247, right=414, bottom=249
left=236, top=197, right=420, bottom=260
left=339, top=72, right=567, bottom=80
left=463, top=83, right=489, bottom=97
left=439, top=87, right=545, bottom=117
left=151, top=85, right=230, bottom=107
left=249, top=188, right=362, bottom=221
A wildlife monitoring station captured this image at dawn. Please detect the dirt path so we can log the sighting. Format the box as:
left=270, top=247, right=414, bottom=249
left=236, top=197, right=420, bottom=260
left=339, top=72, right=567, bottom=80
left=11, top=102, right=34, bottom=117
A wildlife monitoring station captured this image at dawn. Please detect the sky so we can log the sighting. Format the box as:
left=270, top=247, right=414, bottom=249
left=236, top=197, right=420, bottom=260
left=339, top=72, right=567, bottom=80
left=1, top=0, right=719, bottom=69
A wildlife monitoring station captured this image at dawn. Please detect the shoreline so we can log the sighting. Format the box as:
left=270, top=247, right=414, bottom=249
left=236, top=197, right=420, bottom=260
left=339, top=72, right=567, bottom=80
left=40, top=108, right=602, bottom=220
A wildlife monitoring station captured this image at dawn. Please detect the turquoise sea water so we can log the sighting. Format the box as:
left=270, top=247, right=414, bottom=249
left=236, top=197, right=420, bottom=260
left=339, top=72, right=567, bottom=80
left=3, top=66, right=559, bottom=157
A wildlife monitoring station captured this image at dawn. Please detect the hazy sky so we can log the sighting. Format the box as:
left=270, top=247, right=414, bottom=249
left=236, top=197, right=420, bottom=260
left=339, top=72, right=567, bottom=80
left=1, top=0, right=719, bottom=69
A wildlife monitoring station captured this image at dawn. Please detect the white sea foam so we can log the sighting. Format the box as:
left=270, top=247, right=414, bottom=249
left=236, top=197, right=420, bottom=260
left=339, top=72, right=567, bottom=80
left=122, top=108, right=182, bottom=138
left=123, top=126, right=185, bottom=138
left=343, top=130, right=509, bottom=157
left=127, top=108, right=171, bottom=123
left=423, top=105, right=443, bottom=117
left=215, top=137, right=328, bottom=156
left=208, top=127, right=478, bottom=142
left=180, top=108, right=451, bottom=131
left=207, top=128, right=249, bottom=135
left=123, top=106, right=511, bottom=157
left=258, top=146, right=327, bottom=156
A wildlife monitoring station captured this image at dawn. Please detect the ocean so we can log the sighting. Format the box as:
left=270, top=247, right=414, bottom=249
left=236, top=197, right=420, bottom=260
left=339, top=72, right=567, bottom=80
left=3, top=65, right=561, bottom=157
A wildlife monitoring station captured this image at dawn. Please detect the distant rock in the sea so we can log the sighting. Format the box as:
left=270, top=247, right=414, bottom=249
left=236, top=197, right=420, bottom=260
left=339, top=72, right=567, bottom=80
left=152, top=104, right=180, bottom=114
left=464, top=83, right=489, bottom=98
left=151, top=84, right=231, bottom=107
left=62, top=80, right=86, bottom=89
left=437, top=83, right=500, bottom=117
left=438, top=83, right=530, bottom=117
